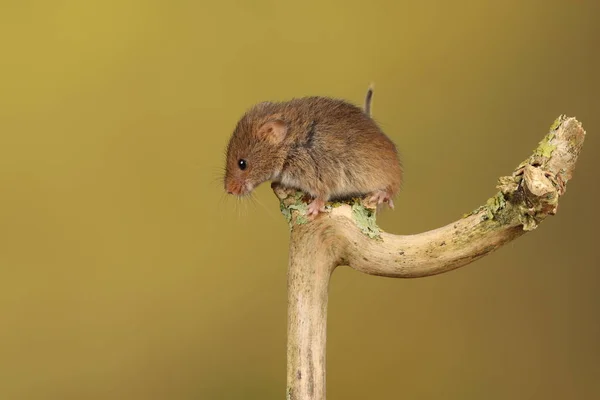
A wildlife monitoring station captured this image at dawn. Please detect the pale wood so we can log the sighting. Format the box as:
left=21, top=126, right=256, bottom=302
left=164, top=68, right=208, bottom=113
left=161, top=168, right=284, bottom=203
left=275, top=116, right=586, bottom=400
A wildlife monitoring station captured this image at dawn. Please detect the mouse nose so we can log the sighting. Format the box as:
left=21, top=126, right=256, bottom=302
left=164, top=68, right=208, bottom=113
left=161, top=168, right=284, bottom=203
left=225, top=181, right=239, bottom=195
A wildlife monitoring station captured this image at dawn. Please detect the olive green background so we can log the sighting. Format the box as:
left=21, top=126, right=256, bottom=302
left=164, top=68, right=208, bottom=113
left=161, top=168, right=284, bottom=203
left=1, top=1, right=598, bottom=399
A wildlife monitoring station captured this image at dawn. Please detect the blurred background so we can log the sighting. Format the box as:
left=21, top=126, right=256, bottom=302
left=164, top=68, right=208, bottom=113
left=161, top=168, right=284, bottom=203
left=1, top=1, right=599, bottom=399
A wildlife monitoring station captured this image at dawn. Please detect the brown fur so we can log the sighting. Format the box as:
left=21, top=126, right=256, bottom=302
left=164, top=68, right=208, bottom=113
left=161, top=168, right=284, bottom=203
left=224, top=96, right=403, bottom=211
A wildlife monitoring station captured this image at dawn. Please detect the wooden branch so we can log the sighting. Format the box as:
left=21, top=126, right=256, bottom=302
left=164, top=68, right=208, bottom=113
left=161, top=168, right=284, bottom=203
left=275, top=116, right=586, bottom=400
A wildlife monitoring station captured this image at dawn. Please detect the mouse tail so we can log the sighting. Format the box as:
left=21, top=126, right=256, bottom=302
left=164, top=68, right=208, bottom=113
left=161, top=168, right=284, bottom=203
left=364, top=82, right=375, bottom=117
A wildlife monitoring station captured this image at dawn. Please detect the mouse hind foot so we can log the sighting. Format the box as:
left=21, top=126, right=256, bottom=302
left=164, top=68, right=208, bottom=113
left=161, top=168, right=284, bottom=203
left=367, top=189, right=395, bottom=210
left=307, top=197, right=327, bottom=217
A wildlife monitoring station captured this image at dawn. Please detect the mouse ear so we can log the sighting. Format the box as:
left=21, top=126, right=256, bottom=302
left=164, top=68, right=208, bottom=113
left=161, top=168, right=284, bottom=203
left=257, top=119, right=288, bottom=144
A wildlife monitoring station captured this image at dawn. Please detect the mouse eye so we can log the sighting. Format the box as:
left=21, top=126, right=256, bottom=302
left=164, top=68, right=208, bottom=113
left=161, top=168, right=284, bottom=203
left=238, top=159, right=247, bottom=170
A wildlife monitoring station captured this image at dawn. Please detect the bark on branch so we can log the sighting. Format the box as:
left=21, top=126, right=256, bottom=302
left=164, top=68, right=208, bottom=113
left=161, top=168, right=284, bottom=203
left=274, top=116, right=586, bottom=400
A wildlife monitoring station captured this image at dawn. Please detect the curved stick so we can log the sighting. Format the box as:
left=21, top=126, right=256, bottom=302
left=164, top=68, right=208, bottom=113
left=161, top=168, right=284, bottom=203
left=275, top=116, right=586, bottom=400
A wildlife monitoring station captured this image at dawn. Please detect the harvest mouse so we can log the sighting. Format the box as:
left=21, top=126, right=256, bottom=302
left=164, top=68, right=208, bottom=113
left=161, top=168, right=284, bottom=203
left=223, top=87, right=402, bottom=216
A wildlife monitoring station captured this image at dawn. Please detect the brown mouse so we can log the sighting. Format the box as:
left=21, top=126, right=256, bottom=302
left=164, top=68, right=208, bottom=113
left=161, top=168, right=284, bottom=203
left=223, top=89, right=402, bottom=216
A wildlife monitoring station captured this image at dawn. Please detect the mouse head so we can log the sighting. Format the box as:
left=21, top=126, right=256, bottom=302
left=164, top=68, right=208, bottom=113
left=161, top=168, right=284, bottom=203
left=224, top=110, right=288, bottom=196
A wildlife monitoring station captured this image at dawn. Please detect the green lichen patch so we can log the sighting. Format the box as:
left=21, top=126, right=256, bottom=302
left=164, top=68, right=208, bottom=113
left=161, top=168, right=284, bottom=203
left=289, top=203, right=309, bottom=225
left=533, top=131, right=557, bottom=158
left=279, top=202, right=292, bottom=224
left=517, top=208, right=538, bottom=231
left=464, top=192, right=507, bottom=221
left=484, top=191, right=507, bottom=219
left=328, top=201, right=346, bottom=209
left=549, top=114, right=567, bottom=131
left=279, top=191, right=311, bottom=228
left=462, top=205, right=486, bottom=219
left=351, top=201, right=382, bottom=239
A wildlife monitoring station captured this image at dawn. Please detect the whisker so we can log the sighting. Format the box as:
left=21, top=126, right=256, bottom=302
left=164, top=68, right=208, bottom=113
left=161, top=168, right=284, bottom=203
left=218, top=191, right=228, bottom=206
left=210, top=174, right=226, bottom=187
left=251, top=192, right=277, bottom=222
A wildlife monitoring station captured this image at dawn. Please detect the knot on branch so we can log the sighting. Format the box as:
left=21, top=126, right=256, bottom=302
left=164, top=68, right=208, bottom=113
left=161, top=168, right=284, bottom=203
left=492, top=115, right=586, bottom=230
